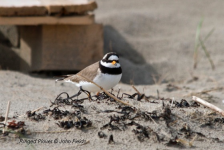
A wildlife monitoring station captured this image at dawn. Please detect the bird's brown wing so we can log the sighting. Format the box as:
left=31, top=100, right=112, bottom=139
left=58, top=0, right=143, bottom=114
left=64, top=61, right=100, bottom=83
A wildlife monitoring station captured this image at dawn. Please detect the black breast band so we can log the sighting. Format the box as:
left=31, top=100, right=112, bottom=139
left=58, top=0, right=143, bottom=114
left=99, top=62, right=122, bottom=75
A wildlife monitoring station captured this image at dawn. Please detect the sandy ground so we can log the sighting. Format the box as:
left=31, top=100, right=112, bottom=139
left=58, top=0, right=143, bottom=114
left=96, top=0, right=224, bottom=85
left=1, top=0, right=224, bottom=150
left=0, top=71, right=224, bottom=150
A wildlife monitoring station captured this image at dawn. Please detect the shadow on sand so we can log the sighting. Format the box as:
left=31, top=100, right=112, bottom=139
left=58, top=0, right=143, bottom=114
left=104, top=25, right=158, bottom=85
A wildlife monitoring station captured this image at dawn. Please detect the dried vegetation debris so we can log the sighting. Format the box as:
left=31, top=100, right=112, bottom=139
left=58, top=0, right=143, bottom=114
left=26, top=110, right=46, bottom=121
left=26, top=104, right=92, bottom=130
left=96, top=92, right=224, bottom=147
left=0, top=120, right=26, bottom=137
left=98, top=131, right=107, bottom=138
left=24, top=89, right=224, bottom=147
left=0, top=116, right=5, bottom=122
left=57, top=116, right=92, bottom=129
left=1, top=86, right=224, bottom=148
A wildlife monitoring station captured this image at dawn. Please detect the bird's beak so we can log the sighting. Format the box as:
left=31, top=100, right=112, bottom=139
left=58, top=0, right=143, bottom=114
left=112, top=61, right=116, bottom=65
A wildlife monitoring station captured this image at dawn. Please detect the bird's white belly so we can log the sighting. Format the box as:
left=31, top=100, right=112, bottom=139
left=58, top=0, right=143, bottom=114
left=77, top=74, right=122, bottom=92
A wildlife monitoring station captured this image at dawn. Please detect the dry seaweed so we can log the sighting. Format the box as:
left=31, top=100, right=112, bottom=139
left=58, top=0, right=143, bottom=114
left=98, top=131, right=107, bottom=138
left=0, top=116, right=5, bottom=122
left=26, top=110, right=46, bottom=121
left=7, top=120, right=25, bottom=130
left=56, top=117, right=92, bottom=130
left=108, top=134, right=115, bottom=144
left=7, top=87, right=222, bottom=147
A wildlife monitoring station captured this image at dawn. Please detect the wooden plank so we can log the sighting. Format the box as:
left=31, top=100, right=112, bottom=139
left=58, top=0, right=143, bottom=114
left=44, top=1, right=98, bottom=15
left=0, top=0, right=47, bottom=16
left=40, top=24, right=103, bottom=70
left=0, top=0, right=97, bottom=16
left=0, top=14, right=94, bottom=25
left=0, top=6, right=47, bottom=16
left=19, top=24, right=103, bottom=71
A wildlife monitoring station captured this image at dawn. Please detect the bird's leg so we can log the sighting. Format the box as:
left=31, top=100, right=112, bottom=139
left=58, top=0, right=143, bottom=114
left=94, top=92, right=103, bottom=100
left=60, top=87, right=92, bottom=101
left=59, top=86, right=90, bottom=101
left=67, top=90, right=82, bottom=100
left=61, top=87, right=83, bottom=101
left=110, top=88, right=114, bottom=94
left=96, top=92, right=100, bottom=96
left=117, top=88, right=121, bottom=99
left=80, top=87, right=92, bottom=101
left=93, top=91, right=108, bottom=100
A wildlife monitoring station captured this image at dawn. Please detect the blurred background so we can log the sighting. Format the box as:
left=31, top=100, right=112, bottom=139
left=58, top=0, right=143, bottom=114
left=0, top=0, right=223, bottom=85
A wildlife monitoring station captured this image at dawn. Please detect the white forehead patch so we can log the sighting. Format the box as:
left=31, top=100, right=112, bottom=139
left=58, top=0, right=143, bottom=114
left=103, top=54, right=108, bottom=59
left=108, top=55, right=119, bottom=61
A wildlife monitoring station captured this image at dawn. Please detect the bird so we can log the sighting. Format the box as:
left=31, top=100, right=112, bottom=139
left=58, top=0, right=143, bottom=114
left=56, top=52, right=122, bottom=99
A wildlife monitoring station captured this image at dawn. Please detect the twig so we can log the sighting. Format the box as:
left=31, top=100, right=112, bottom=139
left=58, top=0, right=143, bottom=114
left=189, top=134, right=197, bottom=147
left=199, top=38, right=215, bottom=70
left=192, top=96, right=224, bottom=116
left=77, top=74, right=132, bottom=106
left=194, top=18, right=203, bottom=69
left=194, top=18, right=215, bottom=70
left=157, top=89, right=160, bottom=99
left=176, top=138, right=189, bottom=146
left=171, top=97, right=174, bottom=107
left=132, top=85, right=141, bottom=95
left=148, top=115, right=157, bottom=125
left=204, top=28, right=215, bottom=41
left=18, top=106, right=46, bottom=118
left=31, top=106, right=46, bottom=114
left=132, top=85, right=149, bottom=101
left=3, top=101, right=11, bottom=134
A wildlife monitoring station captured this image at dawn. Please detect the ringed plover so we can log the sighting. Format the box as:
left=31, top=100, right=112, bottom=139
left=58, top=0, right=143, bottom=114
left=56, top=52, right=122, bottom=98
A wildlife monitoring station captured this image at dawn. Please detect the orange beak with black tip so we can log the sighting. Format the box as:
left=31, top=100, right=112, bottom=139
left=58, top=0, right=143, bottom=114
left=112, top=61, right=116, bottom=65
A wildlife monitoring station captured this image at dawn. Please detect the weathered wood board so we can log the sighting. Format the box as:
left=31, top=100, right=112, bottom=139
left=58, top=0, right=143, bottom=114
left=42, top=0, right=97, bottom=15
left=19, top=24, right=103, bottom=71
left=0, top=14, right=94, bottom=25
left=0, top=0, right=97, bottom=16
